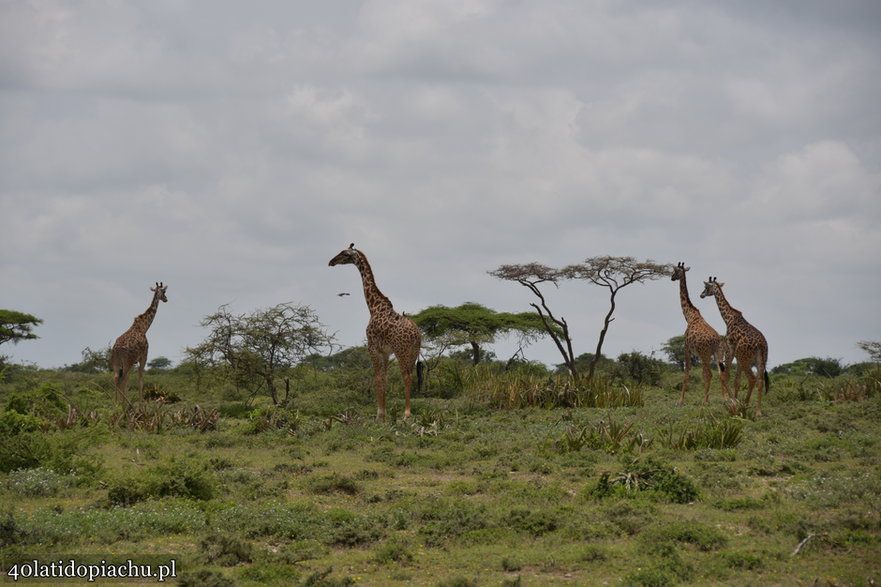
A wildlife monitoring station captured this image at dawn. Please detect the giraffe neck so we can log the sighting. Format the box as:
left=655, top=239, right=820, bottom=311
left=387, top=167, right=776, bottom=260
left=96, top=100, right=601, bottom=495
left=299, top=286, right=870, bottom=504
left=678, top=276, right=702, bottom=324
left=354, top=251, right=395, bottom=316
left=712, top=286, right=741, bottom=328
left=135, top=294, right=162, bottom=332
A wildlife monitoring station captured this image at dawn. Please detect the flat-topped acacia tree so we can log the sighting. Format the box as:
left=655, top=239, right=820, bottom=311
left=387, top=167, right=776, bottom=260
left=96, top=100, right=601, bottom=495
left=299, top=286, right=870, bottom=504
left=561, top=256, right=673, bottom=381
left=411, top=302, right=549, bottom=365
left=488, top=263, right=578, bottom=379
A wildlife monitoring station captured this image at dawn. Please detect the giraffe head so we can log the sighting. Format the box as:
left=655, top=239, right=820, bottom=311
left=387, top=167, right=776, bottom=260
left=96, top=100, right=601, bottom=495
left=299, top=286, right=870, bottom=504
left=151, top=282, right=169, bottom=303
left=699, top=276, right=723, bottom=299
left=671, top=262, right=690, bottom=282
left=328, top=243, right=361, bottom=267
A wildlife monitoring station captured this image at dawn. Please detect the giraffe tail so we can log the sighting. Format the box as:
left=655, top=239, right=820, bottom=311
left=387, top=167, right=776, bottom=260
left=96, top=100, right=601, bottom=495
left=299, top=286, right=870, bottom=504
left=416, top=361, right=424, bottom=392
left=764, top=370, right=771, bottom=393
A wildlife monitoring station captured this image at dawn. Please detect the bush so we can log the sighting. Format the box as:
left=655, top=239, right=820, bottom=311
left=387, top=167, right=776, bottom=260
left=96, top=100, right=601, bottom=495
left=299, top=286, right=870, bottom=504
left=616, top=351, right=669, bottom=386
left=590, top=458, right=699, bottom=504
left=199, top=533, right=253, bottom=566
left=107, top=459, right=216, bottom=506
left=641, top=521, right=728, bottom=552
left=4, top=468, right=76, bottom=497
left=4, top=382, right=67, bottom=423
left=505, top=508, right=558, bottom=537
left=305, top=473, right=361, bottom=496
left=0, top=410, right=45, bottom=472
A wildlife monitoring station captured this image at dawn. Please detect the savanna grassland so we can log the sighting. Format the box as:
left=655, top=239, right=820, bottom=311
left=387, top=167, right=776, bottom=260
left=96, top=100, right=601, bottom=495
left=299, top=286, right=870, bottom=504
left=1, top=356, right=879, bottom=586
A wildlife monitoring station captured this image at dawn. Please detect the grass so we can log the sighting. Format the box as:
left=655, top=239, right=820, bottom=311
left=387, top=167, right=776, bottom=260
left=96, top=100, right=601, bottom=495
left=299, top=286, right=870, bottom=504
left=0, top=364, right=879, bottom=585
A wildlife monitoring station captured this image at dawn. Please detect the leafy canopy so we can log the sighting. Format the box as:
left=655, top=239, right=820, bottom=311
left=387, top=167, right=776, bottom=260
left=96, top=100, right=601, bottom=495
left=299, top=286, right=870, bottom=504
left=186, top=302, right=335, bottom=405
left=412, top=303, right=549, bottom=364
left=0, top=310, right=42, bottom=346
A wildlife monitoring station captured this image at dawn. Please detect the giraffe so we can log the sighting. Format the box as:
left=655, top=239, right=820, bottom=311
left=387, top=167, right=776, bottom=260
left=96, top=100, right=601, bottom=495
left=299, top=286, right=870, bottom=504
left=329, top=244, right=421, bottom=420
left=700, top=277, right=770, bottom=416
left=671, top=262, right=728, bottom=405
left=110, top=282, right=168, bottom=407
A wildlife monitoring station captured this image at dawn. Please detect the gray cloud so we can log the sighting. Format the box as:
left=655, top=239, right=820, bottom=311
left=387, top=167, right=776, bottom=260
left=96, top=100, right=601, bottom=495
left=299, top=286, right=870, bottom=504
left=2, top=0, right=879, bottom=370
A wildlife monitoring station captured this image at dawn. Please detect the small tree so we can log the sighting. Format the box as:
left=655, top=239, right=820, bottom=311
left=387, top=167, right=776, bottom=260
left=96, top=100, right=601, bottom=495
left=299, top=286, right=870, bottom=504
left=186, top=303, right=335, bottom=405
left=411, top=302, right=548, bottom=365
left=562, top=257, right=673, bottom=380
left=65, top=346, right=112, bottom=373
left=0, top=310, right=42, bottom=347
left=858, top=340, right=881, bottom=363
left=489, top=263, right=578, bottom=379
left=148, top=357, right=173, bottom=370
left=661, top=335, right=687, bottom=371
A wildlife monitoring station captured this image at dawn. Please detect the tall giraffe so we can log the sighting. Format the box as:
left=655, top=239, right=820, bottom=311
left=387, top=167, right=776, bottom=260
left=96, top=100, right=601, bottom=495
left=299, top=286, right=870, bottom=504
left=329, top=244, right=421, bottom=419
left=671, top=262, right=728, bottom=405
left=110, top=282, right=168, bottom=407
left=700, top=277, right=770, bottom=416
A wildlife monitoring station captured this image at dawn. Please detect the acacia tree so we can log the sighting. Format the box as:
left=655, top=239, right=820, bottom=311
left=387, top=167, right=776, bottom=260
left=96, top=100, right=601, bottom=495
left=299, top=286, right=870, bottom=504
left=489, top=263, right=578, bottom=379
left=562, top=256, right=673, bottom=381
left=661, top=335, right=687, bottom=371
left=411, top=302, right=549, bottom=365
left=858, top=340, right=881, bottom=363
left=0, top=310, right=42, bottom=347
left=186, top=302, right=335, bottom=405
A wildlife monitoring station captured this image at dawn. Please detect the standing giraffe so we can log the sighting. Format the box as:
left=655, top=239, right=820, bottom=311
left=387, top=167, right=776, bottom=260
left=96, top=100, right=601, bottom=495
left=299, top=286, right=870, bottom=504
left=329, top=244, right=421, bottom=420
left=671, top=262, right=728, bottom=405
left=110, top=282, right=168, bottom=407
left=700, top=277, right=770, bottom=416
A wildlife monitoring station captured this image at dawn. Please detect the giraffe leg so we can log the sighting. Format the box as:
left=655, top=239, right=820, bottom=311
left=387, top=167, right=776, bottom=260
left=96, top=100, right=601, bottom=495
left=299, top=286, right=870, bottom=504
left=401, top=366, right=413, bottom=419
left=137, top=361, right=146, bottom=402
left=733, top=362, right=743, bottom=400
left=118, top=367, right=135, bottom=409
left=755, top=351, right=768, bottom=417
left=700, top=358, right=713, bottom=404
left=743, top=367, right=757, bottom=408
left=714, top=350, right=730, bottom=400
left=115, top=367, right=127, bottom=405
left=371, top=352, right=389, bottom=420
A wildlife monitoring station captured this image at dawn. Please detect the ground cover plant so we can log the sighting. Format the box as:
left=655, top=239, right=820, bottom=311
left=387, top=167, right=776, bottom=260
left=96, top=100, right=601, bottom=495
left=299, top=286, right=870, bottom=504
left=0, top=353, right=879, bottom=585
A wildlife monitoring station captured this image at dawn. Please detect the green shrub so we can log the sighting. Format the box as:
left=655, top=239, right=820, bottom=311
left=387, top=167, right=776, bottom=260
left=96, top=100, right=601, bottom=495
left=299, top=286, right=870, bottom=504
left=0, top=510, right=24, bottom=547
left=417, top=498, right=490, bottom=546
left=641, top=521, right=728, bottom=552
left=107, top=458, right=215, bottom=506
left=0, top=410, right=45, bottom=472
left=598, top=499, right=657, bottom=536
left=305, top=473, right=361, bottom=496
left=4, top=468, right=76, bottom=497
left=373, top=537, right=414, bottom=564
left=4, top=382, right=66, bottom=422
left=589, top=458, right=699, bottom=504
left=199, top=532, right=253, bottom=566
left=505, top=508, right=558, bottom=537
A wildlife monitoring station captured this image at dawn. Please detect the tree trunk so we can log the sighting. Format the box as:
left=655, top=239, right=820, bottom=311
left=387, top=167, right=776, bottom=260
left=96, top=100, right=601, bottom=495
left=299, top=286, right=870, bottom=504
left=470, top=341, right=481, bottom=365
left=588, top=290, right=617, bottom=381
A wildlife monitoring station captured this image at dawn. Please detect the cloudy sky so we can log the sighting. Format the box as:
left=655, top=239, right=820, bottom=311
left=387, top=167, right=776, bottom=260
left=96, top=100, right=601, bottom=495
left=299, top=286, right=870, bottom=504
left=2, top=0, right=880, bottom=372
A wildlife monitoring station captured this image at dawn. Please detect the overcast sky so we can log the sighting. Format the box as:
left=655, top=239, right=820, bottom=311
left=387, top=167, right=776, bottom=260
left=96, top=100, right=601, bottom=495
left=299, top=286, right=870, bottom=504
left=2, top=1, right=880, bottom=372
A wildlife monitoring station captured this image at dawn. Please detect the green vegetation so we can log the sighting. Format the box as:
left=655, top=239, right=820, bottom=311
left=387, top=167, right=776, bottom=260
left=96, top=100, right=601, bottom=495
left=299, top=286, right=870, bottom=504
left=0, top=350, right=879, bottom=585
left=0, top=309, right=42, bottom=347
